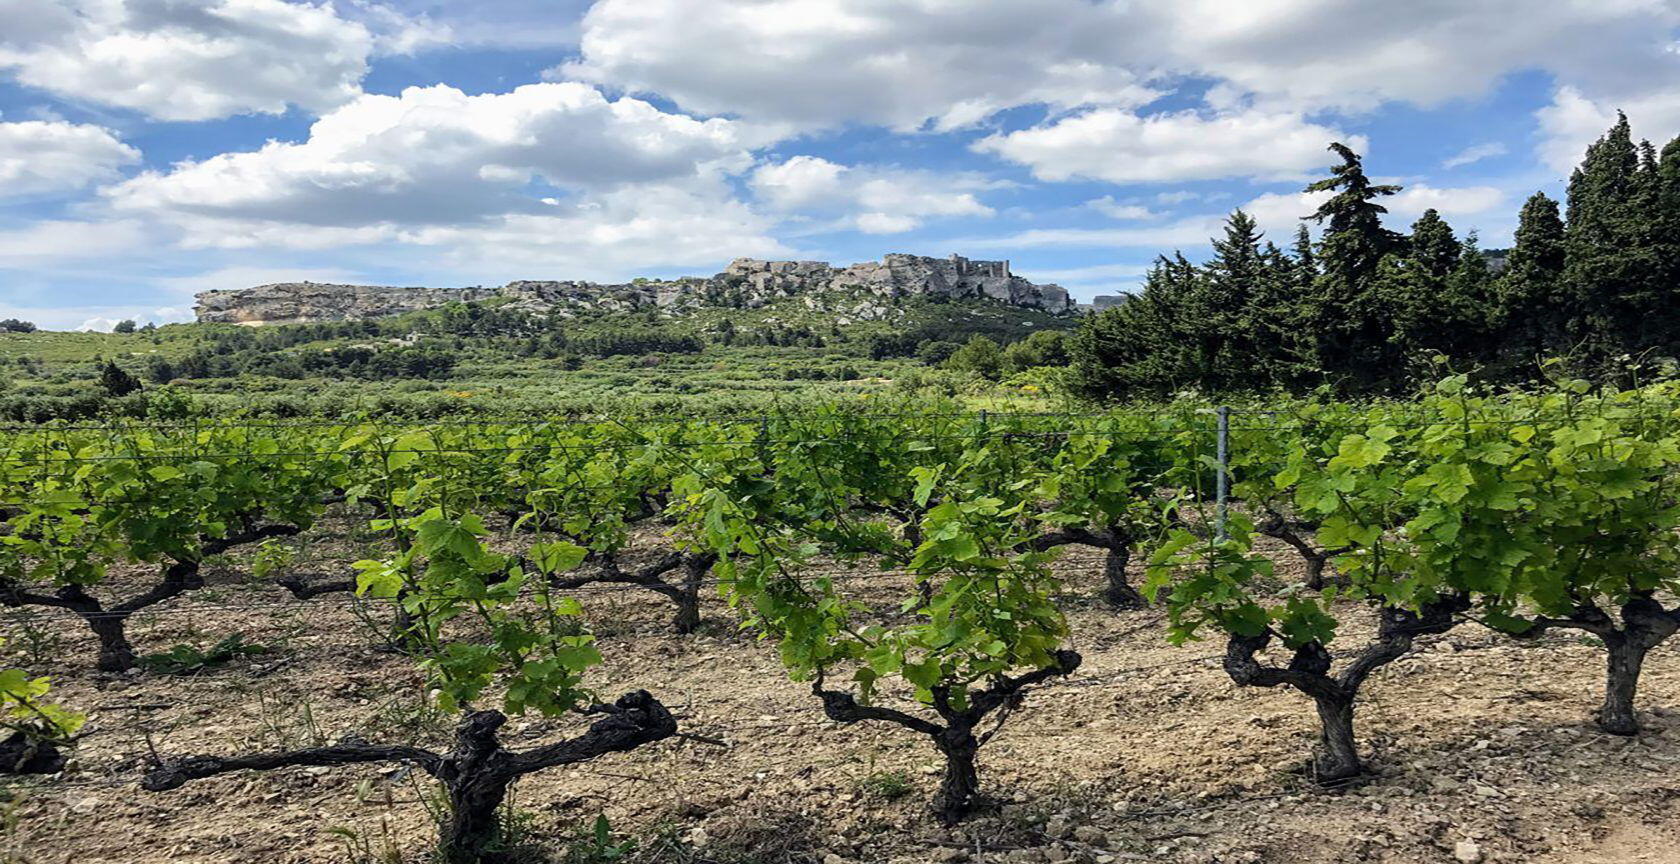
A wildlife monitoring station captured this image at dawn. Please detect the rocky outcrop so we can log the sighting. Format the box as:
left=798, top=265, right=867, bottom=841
left=193, top=254, right=1073, bottom=325
left=195, top=282, right=498, bottom=326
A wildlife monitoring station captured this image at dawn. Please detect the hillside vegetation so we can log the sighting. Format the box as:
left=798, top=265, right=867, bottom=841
left=0, top=294, right=1075, bottom=420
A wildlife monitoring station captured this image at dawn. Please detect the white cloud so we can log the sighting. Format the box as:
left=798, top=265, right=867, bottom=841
left=749, top=155, right=995, bottom=234
left=971, top=179, right=1509, bottom=253
left=1537, top=85, right=1680, bottom=173
left=75, top=306, right=192, bottom=332
left=1143, top=1, right=1680, bottom=114
left=0, top=219, right=153, bottom=268
left=0, top=0, right=435, bottom=121
left=562, top=0, right=1158, bottom=132
left=853, top=213, right=921, bottom=235
left=1240, top=184, right=1506, bottom=239
left=1441, top=142, right=1508, bottom=170
left=0, top=120, right=139, bottom=197
left=975, top=107, right=1362, bottom=184
left=107, top=83, right=758, bottom=238
left=1388, top=184, right=1507, bottom=223
left=963, top=218, right=1224, bottom=251
left=1084, top=196, right=1159, bottom=220
left=154, top=265, right=369, bottom=296
left=50, top=80, right=790, bottom=283
left=1019, top=262, right=1151, bottom=284
left=563, top=0, right=1680, bottom=136
left=394, top=185, right=788, bottom=281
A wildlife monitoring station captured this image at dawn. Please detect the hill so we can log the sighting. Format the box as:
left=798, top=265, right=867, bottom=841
left=0, top=254, right=1080, bottom=420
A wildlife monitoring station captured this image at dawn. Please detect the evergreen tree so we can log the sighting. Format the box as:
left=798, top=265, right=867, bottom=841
left=1303, top=143, right=1403, bottom=392
left=1375, top=210, right=1458, bottom=370
left=1562, top=112, right=1665, bottom=369
left=1070, top=255, right=1204, bottom=399
left=1203, top=211, right=1303, bottom=390
left=98, top=361, right=142, bottom=397
left=1070, top=113, right=1680, bottom=400
left=1496, top=192, right=1568, bottom=367
left=1407, top=209, right=1460, bottom=281
left=1439, top=233, right=1495, bottom=359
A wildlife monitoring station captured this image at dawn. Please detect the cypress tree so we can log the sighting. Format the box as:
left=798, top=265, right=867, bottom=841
left=1563, top=112, right=1658, bottom=369
left=1441, top=232, right=1495, bottom=359
left=1497, top=192, right=1568, bottom=369
left=1070, top=255, right=1205, bottom=400
left=1377, top=210, right=1459, bottom=370
left=1407, top=209, right=1460, bottom=281
left=1202, top=211, right=1273, bottom=391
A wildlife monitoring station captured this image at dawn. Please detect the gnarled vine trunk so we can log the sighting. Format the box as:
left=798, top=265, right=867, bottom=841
left=815, top=650, right=1081, bottom=825
left=1225, top=595, right=1466, bottom=784
left=1311, top=692, right=1360, bottom=782
left=1101, top=546, right=1144, bottom=609
left=932, top=725, right=981, bottom=825
left=0, top=732, right=66, bottom=775
left=1, top=523, right=301, bottom=672
left=1525, top=594, right=1680, bottom=736
left=1030, top=526, right=1141, bottom=609
left=145, top=690, right=676, bottom=864
left=88, top=613, right=137, bottom=673
left=1599, top=635, right=1648, bottom=736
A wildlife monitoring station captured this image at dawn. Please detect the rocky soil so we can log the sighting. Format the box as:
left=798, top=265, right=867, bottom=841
left=4, top=524, right=1680, bottom=864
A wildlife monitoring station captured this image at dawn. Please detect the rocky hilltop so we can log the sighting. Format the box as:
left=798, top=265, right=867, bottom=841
left=193, top=253, right=1072, bottom=325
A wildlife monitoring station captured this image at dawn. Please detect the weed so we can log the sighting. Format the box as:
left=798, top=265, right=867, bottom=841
left=140, top=633, right=267, bottom=675
left=860, top=769, right=913, bottom=801
left=325, top=822, right=405, bottom=864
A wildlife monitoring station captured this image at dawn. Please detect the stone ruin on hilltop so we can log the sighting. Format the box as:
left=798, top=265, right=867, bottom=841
left=191, top=253, right=1073, bottom=325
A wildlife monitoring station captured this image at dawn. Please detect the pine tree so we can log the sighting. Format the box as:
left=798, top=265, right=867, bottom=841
left=1292, top=224, right=1317, bottom=288
left=1200, top=211, right=1264, bottom=389
left=1650, top=136, right=1680, bottom=354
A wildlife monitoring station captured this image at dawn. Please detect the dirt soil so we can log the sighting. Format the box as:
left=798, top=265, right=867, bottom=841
left=5, top=521, right=1680, bottom=864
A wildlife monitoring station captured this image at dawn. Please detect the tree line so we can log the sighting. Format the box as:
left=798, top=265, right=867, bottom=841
left=1072, top=114, right=1680, bottom=399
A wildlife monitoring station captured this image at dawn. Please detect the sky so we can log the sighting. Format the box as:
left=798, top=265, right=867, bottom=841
left=1, top=1, right=1678, bottom=331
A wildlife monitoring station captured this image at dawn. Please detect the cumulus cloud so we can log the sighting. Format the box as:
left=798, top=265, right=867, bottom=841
left=0, top=120, right=139, bottom=196
left=562, top=0, right=1680, bottom=181
left=97, top=82, right=785, bottom=279
left=975, top=108, right=1362, bottom=184
left=1536, top=85, right=1680, bottom=174
left=107, top=83, right=757, bottom=236
left=562, top=0, right=1158, bottom=132
left=750, top=156, right=996, bottom=234
left=0, top=0, right=435, bottom=121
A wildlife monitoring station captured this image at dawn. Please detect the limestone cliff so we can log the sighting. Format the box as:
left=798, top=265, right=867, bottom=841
left=193, top=254, right=1072, bottom=325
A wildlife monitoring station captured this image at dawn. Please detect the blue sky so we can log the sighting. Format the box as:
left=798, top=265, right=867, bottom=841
left=1, top=0, right=1678, bottom=330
